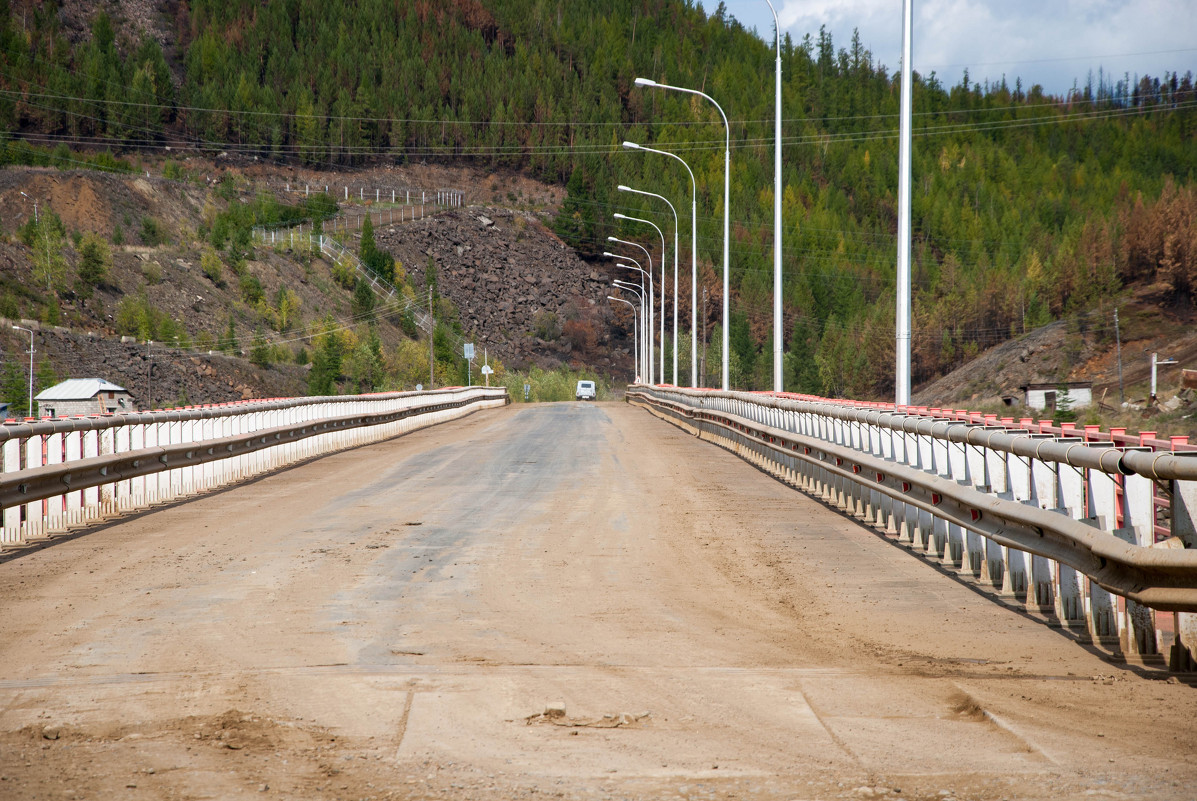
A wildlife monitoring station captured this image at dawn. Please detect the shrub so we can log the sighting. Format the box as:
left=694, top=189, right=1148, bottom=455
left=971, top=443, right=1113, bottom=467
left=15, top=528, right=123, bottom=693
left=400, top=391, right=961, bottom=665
left=239, top=273, right=264, bottom=305
left=331, top=256, right=356, bottom=289
left=140, top=216, right=167, bottom=246
left=250, top=327, right=271, bottom=367
left=562, top=318, right=597, bottom=352
left=200, top=249, right=224, bottom=286
left=533, top=310, right=561, bottom=341
left=115, top=291, right=168, bottom=341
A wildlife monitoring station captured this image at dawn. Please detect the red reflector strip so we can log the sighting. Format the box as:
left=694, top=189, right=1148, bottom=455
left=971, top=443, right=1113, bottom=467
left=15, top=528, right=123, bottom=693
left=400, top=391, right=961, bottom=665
left=931, top=493, right=942, bottom=506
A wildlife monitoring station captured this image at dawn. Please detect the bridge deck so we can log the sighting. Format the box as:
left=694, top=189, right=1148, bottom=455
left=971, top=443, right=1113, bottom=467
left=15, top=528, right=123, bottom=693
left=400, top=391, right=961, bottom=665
left=0, top=402, right=1193, bottom=800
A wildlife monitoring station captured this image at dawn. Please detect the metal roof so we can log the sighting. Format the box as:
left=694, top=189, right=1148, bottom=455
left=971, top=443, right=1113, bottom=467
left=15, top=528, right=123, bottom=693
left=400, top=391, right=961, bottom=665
left=35, top=378, right=128, bottom=401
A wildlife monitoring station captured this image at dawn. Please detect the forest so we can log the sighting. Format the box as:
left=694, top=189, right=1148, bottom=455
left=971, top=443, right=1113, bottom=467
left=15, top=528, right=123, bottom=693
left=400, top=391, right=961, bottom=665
left=0, top=0, right=1193, bottom=396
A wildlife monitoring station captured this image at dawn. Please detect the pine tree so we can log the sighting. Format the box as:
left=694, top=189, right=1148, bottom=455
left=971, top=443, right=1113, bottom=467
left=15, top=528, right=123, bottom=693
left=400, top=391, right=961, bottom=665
left=2, top=359, right=28, bottom=418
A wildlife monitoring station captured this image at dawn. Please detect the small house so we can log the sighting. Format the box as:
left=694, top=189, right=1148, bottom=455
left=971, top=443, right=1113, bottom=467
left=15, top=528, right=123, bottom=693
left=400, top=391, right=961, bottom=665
left=35, top=378, right=134, bottom=419
left=1019, top=382, right=1092, bottom=412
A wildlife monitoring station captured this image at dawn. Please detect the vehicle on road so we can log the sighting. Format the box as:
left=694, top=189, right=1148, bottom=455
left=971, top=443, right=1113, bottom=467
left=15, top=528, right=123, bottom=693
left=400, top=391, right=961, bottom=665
left=575, top=380, right=596, bottom=401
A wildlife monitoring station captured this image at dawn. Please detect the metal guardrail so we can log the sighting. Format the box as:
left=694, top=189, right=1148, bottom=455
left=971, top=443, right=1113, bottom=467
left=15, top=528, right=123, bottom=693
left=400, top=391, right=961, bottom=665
left=1, top=387, right=508, bottom=547
left=628, top=385, right=1197, bottom=671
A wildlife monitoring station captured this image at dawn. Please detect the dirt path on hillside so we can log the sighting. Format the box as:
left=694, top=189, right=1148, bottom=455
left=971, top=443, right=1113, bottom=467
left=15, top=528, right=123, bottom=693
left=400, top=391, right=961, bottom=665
left=0, top=403, right=1194, bottom=801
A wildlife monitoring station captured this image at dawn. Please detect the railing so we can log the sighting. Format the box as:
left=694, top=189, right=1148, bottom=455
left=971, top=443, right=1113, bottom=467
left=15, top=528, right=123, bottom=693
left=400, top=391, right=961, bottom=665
left=628, top=385, right=1197, bottom=672
left=0, top=387, right=507, bottom=548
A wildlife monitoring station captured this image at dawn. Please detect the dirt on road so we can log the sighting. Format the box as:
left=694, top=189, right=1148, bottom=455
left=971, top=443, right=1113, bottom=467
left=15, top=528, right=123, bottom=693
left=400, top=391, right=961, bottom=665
left=0, top=402, right=1194, bottom=801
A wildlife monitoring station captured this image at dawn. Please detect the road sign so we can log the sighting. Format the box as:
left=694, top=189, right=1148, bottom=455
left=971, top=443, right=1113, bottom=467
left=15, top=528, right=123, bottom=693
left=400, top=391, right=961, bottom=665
left=524, top=384, right=531, bottom=400
left=464, top=343, right=475, bottom=360
left=481, top=365, right=494, bottom=375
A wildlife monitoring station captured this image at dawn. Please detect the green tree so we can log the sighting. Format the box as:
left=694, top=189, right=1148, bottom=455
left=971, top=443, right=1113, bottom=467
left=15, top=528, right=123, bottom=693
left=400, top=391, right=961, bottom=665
left=2, top=359, right=28, bottom=418
left=275, top=287, right=301, bottom=332
left=250, top=327, right=271, bottom=367
left=346, top=327, right=384, bottom=393
left=351, top=279, right=375, bottom=319
left=21, top=212, right=68, bottom=294
left=307, top=330, right=343, bottom=395
left=75, top=232, right=110, bottom=296
left=222, top=314, right=239, bottom=354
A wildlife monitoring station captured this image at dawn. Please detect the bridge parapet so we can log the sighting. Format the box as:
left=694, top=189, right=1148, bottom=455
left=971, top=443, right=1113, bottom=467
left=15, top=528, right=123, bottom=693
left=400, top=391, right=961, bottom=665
left=0, top=387, right=507, bottom=550
left=629, top=385, right=1197, bottom=672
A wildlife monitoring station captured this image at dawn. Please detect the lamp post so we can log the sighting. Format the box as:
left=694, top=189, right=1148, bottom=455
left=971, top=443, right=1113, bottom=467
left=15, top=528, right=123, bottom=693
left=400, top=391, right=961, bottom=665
left=607, top=296, right=639, bottom=383
left=765, top=0, right=783, bottom=392
left=614, top=280, right=646, bottom=381
left=635, top=77, right=730, bottom=391
left=12, top=325, right=33, bottom=417
left=614, top=207, right=669, bottom=384
left=604, top=250, right=650, bottom=375
left=623, top=141, right=697, bottom=387
left=895, top=0, right=914, bottom=406
left=606, top=238, right=654, bottom=385
left=613, top=264, right=651, bottom=379
left=19, top=191, right=37, bottom=223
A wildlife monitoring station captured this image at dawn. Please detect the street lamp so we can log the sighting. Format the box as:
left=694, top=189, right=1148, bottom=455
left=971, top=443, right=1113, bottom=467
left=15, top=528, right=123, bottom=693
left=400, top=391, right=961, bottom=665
left=12, top=325, right=33, bottom=417
left=19, top=191, right=37, bottom=223
left=635, top=76, right=730, bottom=391
left=606, top=239, right=654, bottom=385
left=607, top=296, right=639, bottom=383
left=623, top=141, right=698, bottom=387
left=895, top=0, right=914, bottom=406
left=614, top=208, right=669, bottom=384
left=613, top=265, right=651, bottom=379
left=616, top=189, right=677, bottom=385
left=614, top=280, right=646, bottom=381
left=765, top=0, right=784, bottom=392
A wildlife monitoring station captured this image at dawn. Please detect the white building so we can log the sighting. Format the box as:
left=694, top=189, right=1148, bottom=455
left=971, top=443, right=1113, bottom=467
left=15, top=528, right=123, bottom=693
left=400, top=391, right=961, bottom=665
left=1020, top=382, right=1092, bottom=412
left=35, top=378, right=134, bottom=419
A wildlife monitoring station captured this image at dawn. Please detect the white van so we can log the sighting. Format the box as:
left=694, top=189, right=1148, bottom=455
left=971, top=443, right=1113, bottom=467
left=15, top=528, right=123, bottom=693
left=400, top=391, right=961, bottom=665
left=575, top=380, right=596, bottom=401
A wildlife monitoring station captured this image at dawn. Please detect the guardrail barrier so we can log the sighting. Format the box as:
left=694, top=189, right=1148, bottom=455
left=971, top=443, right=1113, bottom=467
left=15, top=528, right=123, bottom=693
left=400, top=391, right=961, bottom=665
left=628, top=385, right=1197, bottom=672
left=1, top=387, right=507, bottom=549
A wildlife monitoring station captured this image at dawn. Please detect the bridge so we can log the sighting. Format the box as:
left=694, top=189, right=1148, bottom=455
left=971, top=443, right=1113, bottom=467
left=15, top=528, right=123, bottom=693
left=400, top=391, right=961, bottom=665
left=0, top=389, right=1195, bottom=800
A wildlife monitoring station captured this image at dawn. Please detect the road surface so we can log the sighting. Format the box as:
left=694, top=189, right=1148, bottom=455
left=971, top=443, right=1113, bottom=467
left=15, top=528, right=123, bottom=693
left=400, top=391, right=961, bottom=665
left=0, top=402, right=1194, bottom=800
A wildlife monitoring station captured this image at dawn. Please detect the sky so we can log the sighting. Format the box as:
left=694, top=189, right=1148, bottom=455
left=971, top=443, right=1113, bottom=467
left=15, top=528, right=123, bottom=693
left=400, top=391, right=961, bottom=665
left=722, top=0, right=1196, bottom=96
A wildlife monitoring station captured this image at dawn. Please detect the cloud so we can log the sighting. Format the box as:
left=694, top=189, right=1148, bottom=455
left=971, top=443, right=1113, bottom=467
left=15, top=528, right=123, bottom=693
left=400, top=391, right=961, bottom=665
left=730, top=0, right=1195, bottom=94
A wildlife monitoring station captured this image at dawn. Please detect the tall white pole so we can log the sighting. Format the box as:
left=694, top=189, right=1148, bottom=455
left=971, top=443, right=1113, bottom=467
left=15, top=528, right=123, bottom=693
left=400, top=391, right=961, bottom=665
left=612, top=262, right=650, bottom=380
left=606, top=251, right=650, bottom=379
left=721, top=128, right=730, bottom=391
left=766, top=1, right=783, bottom=393
left=615, top=280, right=646, bottom=381
left=616, top=212, right=667, bottom=384
left=621, top=143, right=695, bottom=386
left=615, top=196, right=677, bottom=384
left=608, top=297, right=639, bottom=383
left=634, top=78, right=730, bottom=391
left=895, top=0, right=914, bottom=406
left=12, top=325, right=33, bottom=415
left=608, top=237, right=654, bottom=385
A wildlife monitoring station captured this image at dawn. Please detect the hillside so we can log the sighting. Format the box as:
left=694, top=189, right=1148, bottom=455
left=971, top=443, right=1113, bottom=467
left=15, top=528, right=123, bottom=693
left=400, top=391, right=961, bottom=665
left=0, top=162, right=626, bottom=413
left=913, top=283, right=1197, bottom=435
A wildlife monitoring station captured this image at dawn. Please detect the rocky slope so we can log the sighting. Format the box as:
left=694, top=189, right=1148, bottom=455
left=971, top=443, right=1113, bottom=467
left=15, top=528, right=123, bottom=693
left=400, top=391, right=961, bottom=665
left=913, top=284, right=1197, bottom=413
left=0, top=162, right=633, bottom=410
left=375, top=207, right=622, bottom=371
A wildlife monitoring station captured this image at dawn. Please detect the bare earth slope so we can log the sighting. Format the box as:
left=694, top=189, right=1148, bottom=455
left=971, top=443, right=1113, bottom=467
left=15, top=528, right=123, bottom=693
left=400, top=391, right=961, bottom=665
left=0, top=403, right=1194, bottom=800
left=914, top=285, right=1197, bottom=410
